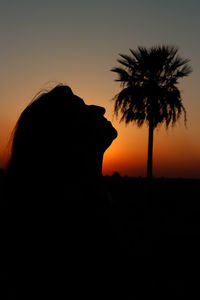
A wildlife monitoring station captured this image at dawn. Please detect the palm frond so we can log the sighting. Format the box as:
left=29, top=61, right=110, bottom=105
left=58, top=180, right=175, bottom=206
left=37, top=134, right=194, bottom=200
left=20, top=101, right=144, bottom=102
left=111, top=45, right=191, bottom=129
left=129, top=48, right=142, bottom=61
left=119, top=53, right=136, bottom=66
left=176, top=64, right=192, bottom=78
left=110, top=67, right=130, bottom=84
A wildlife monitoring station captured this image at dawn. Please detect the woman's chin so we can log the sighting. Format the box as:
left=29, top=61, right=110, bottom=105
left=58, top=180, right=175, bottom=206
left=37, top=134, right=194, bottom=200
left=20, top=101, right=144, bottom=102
left=106, top=121, right=118, bottom=139
left=112, top=127, right=118, bottom=139
left=102, top=126, right=117, bottom=150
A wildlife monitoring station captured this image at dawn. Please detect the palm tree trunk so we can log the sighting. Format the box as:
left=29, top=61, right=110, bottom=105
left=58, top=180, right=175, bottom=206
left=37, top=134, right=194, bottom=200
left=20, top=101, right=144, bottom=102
left=147, top=122, right=154, bottom=179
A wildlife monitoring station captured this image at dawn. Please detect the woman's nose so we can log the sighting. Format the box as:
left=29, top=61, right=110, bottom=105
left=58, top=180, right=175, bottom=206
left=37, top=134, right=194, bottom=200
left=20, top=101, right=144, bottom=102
left=89, top=105, right=106, bottom=116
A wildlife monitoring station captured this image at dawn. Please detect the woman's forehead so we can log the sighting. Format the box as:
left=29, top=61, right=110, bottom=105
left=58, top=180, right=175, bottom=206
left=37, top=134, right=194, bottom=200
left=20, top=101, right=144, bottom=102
left=72, top=95, right=93, bottom=111
left=71, top=95, right=106, bottom=115
left=73, top=95, right=85, bottom=105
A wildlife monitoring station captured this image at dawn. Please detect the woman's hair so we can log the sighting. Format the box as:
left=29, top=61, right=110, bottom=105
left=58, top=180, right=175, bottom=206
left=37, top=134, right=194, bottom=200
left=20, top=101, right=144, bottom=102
left=7, top=85, right=87, bottom=182
left=6, top=84, right=118, bottom=205
left=7, top=87, right=119, bottom=297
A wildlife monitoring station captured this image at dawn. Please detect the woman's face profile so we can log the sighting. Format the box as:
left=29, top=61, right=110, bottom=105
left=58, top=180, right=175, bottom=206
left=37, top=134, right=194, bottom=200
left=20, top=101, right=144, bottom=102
left=72, top=95, right=117, bottom=152
left=9, top=87, right=117, bottom=169
left=7, top=86, right=117, bottom=181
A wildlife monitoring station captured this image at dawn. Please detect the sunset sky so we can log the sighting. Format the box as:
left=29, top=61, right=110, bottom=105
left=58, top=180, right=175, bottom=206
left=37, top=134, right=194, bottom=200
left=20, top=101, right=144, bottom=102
left=0, top=0, right=200, bottom=178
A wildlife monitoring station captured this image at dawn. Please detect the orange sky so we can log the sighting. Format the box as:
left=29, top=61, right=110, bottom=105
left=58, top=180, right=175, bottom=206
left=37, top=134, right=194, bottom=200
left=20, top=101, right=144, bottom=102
left=1, top=87, right=199, bottom=179
left=0, top=1, right=200, bottom=178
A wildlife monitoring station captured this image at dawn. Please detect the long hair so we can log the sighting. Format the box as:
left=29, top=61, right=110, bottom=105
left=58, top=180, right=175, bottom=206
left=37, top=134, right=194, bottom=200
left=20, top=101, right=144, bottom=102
left=7, top=85, right=119, bottom=299
left=7, top=85, right=86, bottom=182
left=6, top=84, right=118, bottom=199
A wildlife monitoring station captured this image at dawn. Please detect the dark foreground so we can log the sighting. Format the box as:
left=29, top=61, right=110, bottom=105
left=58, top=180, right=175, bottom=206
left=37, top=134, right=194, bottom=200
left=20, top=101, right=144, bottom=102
left=103, top=176, right=200, bottom=297
left=1, top=173, right=200, bottom=298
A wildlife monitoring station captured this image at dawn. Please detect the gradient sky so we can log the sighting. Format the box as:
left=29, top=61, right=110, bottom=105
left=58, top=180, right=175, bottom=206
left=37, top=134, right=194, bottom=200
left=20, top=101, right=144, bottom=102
left=0, top=0, right=200, bottom=178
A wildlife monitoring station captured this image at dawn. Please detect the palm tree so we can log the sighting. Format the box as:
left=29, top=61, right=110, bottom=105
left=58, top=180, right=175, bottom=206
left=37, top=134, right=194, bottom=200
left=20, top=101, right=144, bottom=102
left=111, top=45, right=192, bottom=179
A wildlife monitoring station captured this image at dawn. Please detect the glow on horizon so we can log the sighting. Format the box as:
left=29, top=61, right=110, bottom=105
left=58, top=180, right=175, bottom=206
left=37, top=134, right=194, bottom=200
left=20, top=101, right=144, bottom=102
left=0, top=0, right=200, bottom=178
left=0, top=81, right=200, bottom=178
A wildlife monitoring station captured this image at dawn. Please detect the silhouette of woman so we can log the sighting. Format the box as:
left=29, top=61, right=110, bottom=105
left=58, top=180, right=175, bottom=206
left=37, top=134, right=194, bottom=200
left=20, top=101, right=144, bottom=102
left=7, top=85, right=117, bottom=192
left=7, top=85, right=119, bottom=298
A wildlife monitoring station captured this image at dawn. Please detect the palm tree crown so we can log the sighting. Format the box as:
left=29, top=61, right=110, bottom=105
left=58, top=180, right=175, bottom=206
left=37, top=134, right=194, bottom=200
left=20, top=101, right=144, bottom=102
left=111, top=45, right=192, bottom=128
left=111, top=45, right=192, bottom=179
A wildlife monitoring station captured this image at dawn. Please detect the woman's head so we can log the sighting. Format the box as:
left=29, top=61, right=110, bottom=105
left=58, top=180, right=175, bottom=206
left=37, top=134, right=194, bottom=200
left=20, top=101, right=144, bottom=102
left=7, top=85, right=117, bottom=180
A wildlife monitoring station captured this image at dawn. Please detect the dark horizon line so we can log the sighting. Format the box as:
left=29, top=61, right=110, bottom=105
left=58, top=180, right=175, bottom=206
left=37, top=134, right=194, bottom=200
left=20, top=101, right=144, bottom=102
left=103, top=173, right=200, bottom=180
left=0, top=167, right=199, bottom=181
